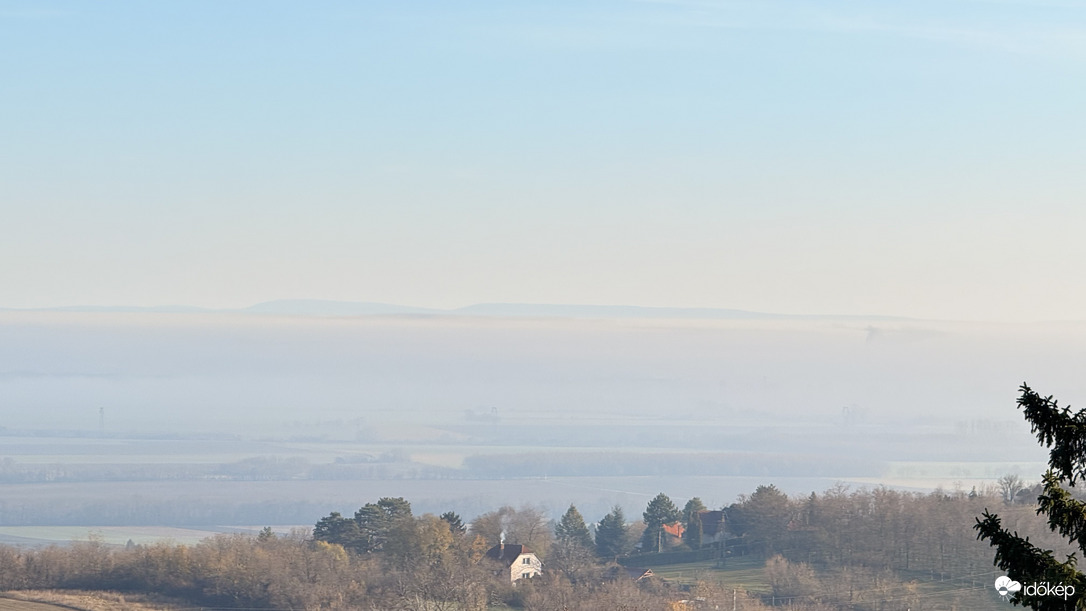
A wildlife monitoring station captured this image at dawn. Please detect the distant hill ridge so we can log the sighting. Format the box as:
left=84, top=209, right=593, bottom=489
left=0, top=299, right=912, bottom=321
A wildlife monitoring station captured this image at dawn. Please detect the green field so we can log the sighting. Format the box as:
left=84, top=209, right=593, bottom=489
left=648, top=555, right=769, bottom=590
left=642, top=556, right=1006, bottom=610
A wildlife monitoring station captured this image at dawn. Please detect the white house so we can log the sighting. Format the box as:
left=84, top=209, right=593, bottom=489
left=485, top=543, right=542, bottom=582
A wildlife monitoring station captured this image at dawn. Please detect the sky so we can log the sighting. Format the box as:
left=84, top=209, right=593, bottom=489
left=3, top=0, right=1085, bottom=321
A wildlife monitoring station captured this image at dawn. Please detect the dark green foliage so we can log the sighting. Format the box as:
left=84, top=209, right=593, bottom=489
left=440, top=510, right=465, bottom=534
left=683, top=510, right=703, bottom=549
left=728, top=484, right=791, bottom=557
left=354, top=497, right=413, bottom=553
left=555, top=504, right=594, bottom=549
left=974, top=384, right=1086, bottom=609
left=682, top=497, right=707, bottom=522
left=595, top=505, right=630, bottom=560
left=313, top=511, right=361, bottom=548
left=314, top=497, right=413, bottom=553
left=681, top=497, right=707, bottom=549
left=643, top=492, right=681, bottom=525
left=1017, top=385, right=1086, bottom=486
left=550, top=505, right=597, bottom=584
left=641, top=493, right=682, bottom=553
left=976, top=509, right=1086, bottom=609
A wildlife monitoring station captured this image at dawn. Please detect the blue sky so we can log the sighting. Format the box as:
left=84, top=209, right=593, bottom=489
left=3, top=0, right=1085, bottom=320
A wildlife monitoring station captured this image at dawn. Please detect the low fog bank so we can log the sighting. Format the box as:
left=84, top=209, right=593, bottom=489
left=1, top=309, right=1070, bottom=528
left=1, top=311, right=1080, bottom=434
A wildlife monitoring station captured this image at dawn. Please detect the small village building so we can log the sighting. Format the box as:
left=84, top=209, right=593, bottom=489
left=662, top=521, right=685, bottom=541
left=612, top=566, right=655, bottom=581
left=697, top=510, right=727, bottom=545
left=485, top=543, right=542, bottom=583
left=635, top=521, right=687, bottom=551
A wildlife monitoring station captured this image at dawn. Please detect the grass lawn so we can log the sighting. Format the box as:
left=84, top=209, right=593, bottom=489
left=642, top=557, right=1005, bottom=609
left=644, top=555, right=769, bottom=591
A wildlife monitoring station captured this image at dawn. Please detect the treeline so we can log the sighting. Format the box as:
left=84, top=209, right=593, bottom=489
left=724, top=484, right=1071, bottom=576
left=0, top=521, right=793, bottom=610
left=0, top=455, right=454, bottom=484
left=0, top=498, right=326, bottom=526
left=0, top=532, right=374, bottom=609
left=462, top=452, right=882, bottom=478
left=0, top=484, right=1063, bottom=610
left=0, top=450, right=881, bottom=484
left=304, top=485, right=1054, bottom=609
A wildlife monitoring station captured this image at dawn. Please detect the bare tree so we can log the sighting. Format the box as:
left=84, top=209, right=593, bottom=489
left=997, top=473, right=1024, bottom=505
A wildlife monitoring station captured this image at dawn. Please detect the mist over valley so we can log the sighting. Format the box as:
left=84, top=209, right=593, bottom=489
left=0, top=304, right=1064, bottom=542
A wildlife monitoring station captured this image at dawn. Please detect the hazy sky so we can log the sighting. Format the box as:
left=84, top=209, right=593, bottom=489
left=3, top=0, right=1085, bottom=321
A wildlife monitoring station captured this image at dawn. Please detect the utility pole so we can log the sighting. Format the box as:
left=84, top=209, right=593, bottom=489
left=99, top=407, right=104, bottom=438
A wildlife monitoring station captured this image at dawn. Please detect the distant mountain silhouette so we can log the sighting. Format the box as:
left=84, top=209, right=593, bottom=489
left=242, top=300, right=441, bottom=316
left=452, top=303, right=776, bottom=319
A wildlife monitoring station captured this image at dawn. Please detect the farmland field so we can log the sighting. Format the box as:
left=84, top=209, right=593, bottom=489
left=0, top=591, right=187, bottom=611
left=638, top=557, right=1007, bottom=610
left=0, top=429, right=1042, bottom=542
left=0, top=420, right=1048, bottom=540
left=650, top=555, right=770, bottom=590
left=0, top=475, right=845, bottom=534
left=0, top=525, right=257, bottom=546
left=0, top=600, right=68, bottom=611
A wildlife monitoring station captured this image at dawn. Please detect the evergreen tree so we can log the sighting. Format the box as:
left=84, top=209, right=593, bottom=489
left=803, top=492, right=820, bottom=527
left=730, top=484, right=791, bottom=556
left=595, top=505, right=629, bottom=560
left=354, top=497, right=413, bottom=552
left=641, top=493, right=682, bottom=553
left=975, top=384, right=1086, bottom=609
left=682, top=497, right=707, bottom=522
left=551, top=504, right=598, bottom=583
left=555, top=504, right=594, bottom=549
left=681, top=497, right=707, bottom=548
left=313, top=511, right=362, bottom=550
left=439, top=511, right=465, bottom=535
left=684, top=510, right=703, bottom=549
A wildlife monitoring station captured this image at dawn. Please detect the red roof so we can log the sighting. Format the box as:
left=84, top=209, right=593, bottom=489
left=662, top=522, right=685, bottom=538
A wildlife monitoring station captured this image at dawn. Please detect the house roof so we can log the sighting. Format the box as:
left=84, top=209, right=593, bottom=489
left=485, top=544, right=535, bottom=566
left=624, top=567, right=655, bottom=581
left=662, top=522, right=685, bottom=538
left=606, top=566, right=655, bottom=581
left=698, top=510, right=726, bottom=537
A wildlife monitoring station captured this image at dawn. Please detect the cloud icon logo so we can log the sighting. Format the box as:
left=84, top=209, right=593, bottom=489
left=995, top=576, right=1022, bottom=598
